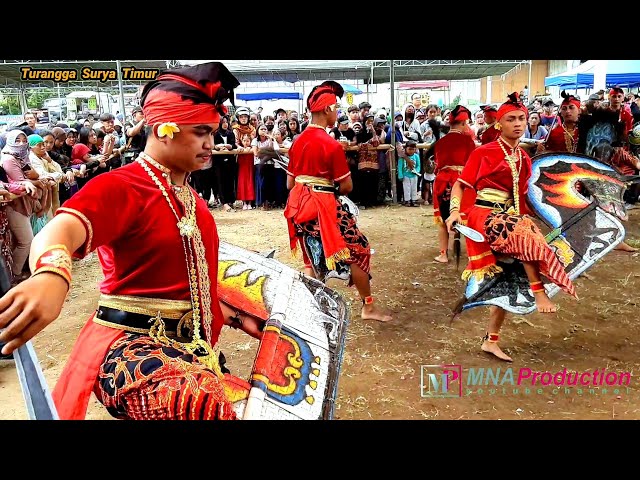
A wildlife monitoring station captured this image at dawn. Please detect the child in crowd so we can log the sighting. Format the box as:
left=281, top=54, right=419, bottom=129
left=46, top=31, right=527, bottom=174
left=236, top=134, right=255, bottom=210
left=398, top=140, right=421, bottom=207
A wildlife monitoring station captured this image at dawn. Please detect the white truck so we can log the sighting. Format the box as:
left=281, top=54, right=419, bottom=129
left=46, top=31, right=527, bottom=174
left=66, top=91, right=121, bottom=121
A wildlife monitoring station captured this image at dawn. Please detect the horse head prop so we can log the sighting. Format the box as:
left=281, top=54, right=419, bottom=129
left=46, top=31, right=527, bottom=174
left=454, top=152, right=639, bottom=316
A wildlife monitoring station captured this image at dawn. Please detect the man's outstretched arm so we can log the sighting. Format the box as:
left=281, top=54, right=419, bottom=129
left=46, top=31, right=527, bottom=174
left=0, top=214, right=87, bottom=355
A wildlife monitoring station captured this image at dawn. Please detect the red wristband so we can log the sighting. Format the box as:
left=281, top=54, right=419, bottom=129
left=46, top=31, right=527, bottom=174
left=32, top=244, right=72, bottom=287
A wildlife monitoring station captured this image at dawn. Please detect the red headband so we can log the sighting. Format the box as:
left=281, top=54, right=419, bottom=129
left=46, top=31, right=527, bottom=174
left=307, top=81, right=344, bottom=113
left=450, top=105, right=471, bottom=124
left=481, top=105, right=497, bottom=121
left=140, top=62, right=239, bottom=126
left=308, top=87, right=338, bottom=112
left=496, top=92, right=528, bottom=121
left=143, top=88, right=224, bottom=125
left=609, top=88, right=624, bottom=96
left=561, top=97, right=581, bottom=109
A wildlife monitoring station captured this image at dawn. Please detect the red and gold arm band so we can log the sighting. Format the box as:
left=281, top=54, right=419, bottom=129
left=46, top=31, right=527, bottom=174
left=32, top=244, right=73, bottom=287
left=450, top=196, right=461, bottom=211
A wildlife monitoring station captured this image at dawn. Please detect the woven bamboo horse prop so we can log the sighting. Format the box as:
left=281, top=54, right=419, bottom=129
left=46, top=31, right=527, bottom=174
left=217, top=242, right=350, bottom=419
left=454, top=152, right=640, bottom=316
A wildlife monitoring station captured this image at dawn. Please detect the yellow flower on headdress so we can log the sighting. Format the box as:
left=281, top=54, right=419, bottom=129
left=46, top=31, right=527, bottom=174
left=157, top=122, right=180, bottom=139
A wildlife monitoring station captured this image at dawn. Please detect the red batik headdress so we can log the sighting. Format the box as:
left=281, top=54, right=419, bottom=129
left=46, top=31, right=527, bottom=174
left=560, top=90, right=581, bottom=109
left=449, top=104, right=472, bottom=124
left=140, top=62, right=240, bottom=137
left=496, top=92, right=529, bottom=121
left=480, top=104, right=498, bottom=122
left=307, top=81, right=345, bottom=112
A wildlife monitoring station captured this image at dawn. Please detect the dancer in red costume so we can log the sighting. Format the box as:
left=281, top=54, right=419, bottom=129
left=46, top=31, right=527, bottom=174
left=432, top=105, right=476, bottom=263
left=284, top=81, right=392, bottom=323
left=0, top=62, right=265, bottom=420
left=446, top=93, right=577, bottom=362
left=479, top=104, right=500, bottom=145
left=539, top=90, right=581, bottom=154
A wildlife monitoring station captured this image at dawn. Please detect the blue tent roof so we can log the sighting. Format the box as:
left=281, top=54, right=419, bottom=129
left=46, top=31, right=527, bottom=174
left=236, top=92, right=302, bottom=101
left=342, top=83, right=363, bottom=95
left=544, top=73, right=594, bottom=88
left=606, top=73, right=640, bottom=87
left=605, top=60, right=640, bottom=87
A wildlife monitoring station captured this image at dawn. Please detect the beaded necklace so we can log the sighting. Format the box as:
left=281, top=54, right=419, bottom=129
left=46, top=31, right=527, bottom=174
left=561, top=123, right=577, bottom=153
left=136, top=152, right=222, bottom=377
left=497, top=137, right=523, bottom=215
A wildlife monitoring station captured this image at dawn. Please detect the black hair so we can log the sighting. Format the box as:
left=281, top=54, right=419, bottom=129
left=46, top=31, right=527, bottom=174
left=99, top=113, right=115, bottom=122
left=79, top=127, right=95, bottom=146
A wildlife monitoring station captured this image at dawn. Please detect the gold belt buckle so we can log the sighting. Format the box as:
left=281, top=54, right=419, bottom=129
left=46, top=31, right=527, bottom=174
left=176, top=310, right=194, bottom=340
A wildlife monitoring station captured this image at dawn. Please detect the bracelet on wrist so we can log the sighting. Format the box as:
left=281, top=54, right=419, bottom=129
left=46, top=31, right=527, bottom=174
left=32, top=244, right=72, bottom=289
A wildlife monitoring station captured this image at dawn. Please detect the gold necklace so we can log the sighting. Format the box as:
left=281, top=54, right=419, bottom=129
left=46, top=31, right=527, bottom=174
left=561, top=124, right=577, bottom=153
left=497, top=137, right=523, bottom=215
left=307, top=123, right=327, bottom=131
left=136, top=154, right=223, bottom=377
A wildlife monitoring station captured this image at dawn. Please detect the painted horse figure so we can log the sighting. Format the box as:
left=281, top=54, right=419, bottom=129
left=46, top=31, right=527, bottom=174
left=456, top=152, right=640, bottom=315
left=217, top=242, right=350, bottom=419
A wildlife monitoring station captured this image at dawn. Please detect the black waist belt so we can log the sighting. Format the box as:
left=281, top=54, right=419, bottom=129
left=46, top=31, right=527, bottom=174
left=307, top=184, right=338, bottom=194
left=95, top=306, right=192, bottom=339
left=475, top=199, right=512, bottom=210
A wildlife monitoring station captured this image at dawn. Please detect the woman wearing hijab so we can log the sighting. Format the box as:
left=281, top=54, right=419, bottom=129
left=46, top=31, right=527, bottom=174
left=0, top=130, right=44, bottom=282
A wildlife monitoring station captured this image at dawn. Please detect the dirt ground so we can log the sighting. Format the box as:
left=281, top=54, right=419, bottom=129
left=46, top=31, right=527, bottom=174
left=1, top=204, right=639, bottom=420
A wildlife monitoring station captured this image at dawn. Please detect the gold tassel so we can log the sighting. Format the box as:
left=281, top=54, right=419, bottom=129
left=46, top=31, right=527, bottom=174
left=461, top=264, right=503, bottom=282
left=325, top=248, right=351, bottom=271
left=149, top=313, right=224, bottom=379
left=434, top=216, right=444, bottom=226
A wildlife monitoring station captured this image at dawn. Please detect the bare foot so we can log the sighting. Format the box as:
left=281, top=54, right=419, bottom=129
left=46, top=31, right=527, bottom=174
left=533, top=291, right=557, bottom=313
left=614, top=241, right=638, bottom=253
left=481, top=341, right=513, bottom=362
left=361, top=304, right=393, bottom=322
left=433, top=253, right=449, bottom=263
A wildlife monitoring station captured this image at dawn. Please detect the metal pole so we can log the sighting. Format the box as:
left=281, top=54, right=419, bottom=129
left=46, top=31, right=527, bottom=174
left=368, top=63, right=374, bottom=103
left=390, top=60, right=397, bottom=204
left=527, top=60, right=532, bottom=104
left=116, top=60, right=127, bottom=121
left=19, top=84, right=28, bottom=114
left=56, top=83, right=62, bottom=122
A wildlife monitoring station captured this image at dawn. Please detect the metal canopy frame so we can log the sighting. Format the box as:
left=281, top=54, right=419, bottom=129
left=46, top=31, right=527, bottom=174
left=0, top=59, right=529, bottom=91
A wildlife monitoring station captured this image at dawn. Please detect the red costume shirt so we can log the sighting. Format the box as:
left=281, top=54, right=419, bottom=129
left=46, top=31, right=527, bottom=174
left=287, top=127, right=351, bottom=181
left=480, top=124, right=501, bottom=145
left=458, top=140, right=532, bottom=216
left=434, top=131, right=477, bottom=173
left=617, top=106, right=634, bottom=138
left=53, top=161, right=225, bottom=419
left=545, top=124, right=578, bottom=153
left=433, top=131, right=476, bottom=220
